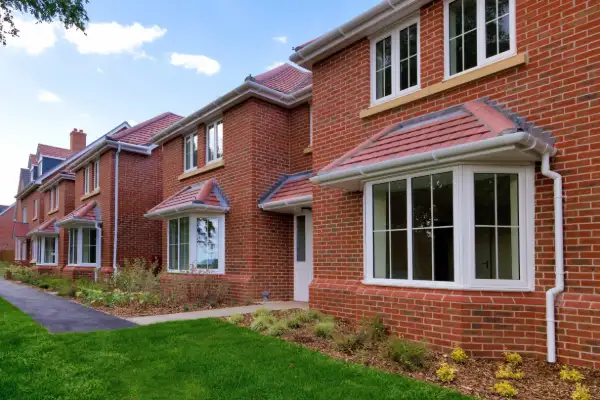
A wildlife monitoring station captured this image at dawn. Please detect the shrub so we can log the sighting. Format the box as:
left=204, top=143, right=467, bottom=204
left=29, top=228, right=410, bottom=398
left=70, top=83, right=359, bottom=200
left=265, top=321, right=287, bottom=337
left=361, top=315, right=387, bottom=343
left=252, top=307, right=272, bottom=318
left=110, top=258, right=160, bottom=293
left=8, top=266, right=41, bottom=285
left=384, top=338, right=428, bottom=371
left=490, top=381, right=518, bottom=398
left=560, top=366, right=584, bottom=383
left=451, top=344, right=468, bottom=364
left=571, top=383, right=591, bottom=400
left=436, top=362, right=456, bottom=383
left=227, top=314, right=244, bottom=324
left=503, top=352, right=522, bottom=366
left=333, top=332, right=366, bottom=354
left=496, top=364, right=524, bottom=380
left=313, top=321, right=335, bottom=338
left=284, top=312, right=304, bottom=329
left=250, top=315, right=276, bottom=332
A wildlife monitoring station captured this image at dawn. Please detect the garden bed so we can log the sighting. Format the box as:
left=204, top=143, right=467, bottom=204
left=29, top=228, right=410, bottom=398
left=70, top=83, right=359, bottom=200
left=226, top=309, right=599, bottom=400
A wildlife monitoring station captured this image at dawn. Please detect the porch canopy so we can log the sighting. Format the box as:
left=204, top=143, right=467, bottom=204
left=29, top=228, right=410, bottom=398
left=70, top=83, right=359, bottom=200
left=145, top=179, right=229, bottom=220
left=312, top=99, right=557, bottom=191
left=27, top=218, right=59, bottom=236
left=259, top=171, right=312, bottom=214
left=56, top=201, right=101, bottom=227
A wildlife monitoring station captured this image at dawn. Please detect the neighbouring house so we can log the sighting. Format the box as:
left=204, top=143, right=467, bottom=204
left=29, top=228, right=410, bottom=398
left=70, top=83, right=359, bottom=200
left=147, top=63, right=313, bottom=303
left=0, top=203, right=16, bottom=260
left=288, top=0, right=600, bottom=368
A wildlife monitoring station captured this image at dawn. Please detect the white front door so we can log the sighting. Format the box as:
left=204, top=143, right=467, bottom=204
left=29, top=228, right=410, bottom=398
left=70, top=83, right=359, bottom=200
left=294, top=212, right=313, bottom=302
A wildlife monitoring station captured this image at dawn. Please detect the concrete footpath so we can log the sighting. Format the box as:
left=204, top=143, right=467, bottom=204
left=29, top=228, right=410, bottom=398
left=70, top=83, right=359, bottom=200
left=128, top=301, right=308, bottom=325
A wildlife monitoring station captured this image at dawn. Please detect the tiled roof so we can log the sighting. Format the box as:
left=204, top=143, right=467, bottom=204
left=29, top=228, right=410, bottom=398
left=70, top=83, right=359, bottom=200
left=18, top=168, right=30, bottom=190
left=29, top=154, right=37, bottom=166
left=146, top=179, right=229, bottom=218
left=260, top=171, right=312, bottom=206
left=320, top=99, right=555, bottom=175
left=28, top=218, right=58, bottom=236
left=56, top=201, right=99, bottom=226
left=252, top=63, right=312, bottom=94
left=13, top=222, right=29, bottom=238
left=38, top=144, right=74, bottom=159
left=111, top=112, right=183, bottom=146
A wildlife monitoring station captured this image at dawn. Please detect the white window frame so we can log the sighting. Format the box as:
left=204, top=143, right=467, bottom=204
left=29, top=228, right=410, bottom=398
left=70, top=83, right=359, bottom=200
left=370, top=14, right=421, bottom=106
left=22, top=206, right=27, bottom=223
left=84, top=165, right=91, bottom=194
left=167, top=214, right=226, bottom=275
left=55, top=186, right=59, bottom=210
left=183, top=133, right=198, bottom=172
left=363, top=164, right=534, bottom=291
left=36, top=235, right=58, bottom=266
left=33, top=199, right=38, bottom=219
left=50, top=188, right=55, bottom=210
left=66, top=226, right=101, bottom=267
left=30, top=238, right=37, bottom=263
left=94, top=159, right=100, bottom=190
left=15, top=239, right=22, bottom=261
left=443, top=0, right=517, bottom=80
left=206, top=119, right=223, bottom=164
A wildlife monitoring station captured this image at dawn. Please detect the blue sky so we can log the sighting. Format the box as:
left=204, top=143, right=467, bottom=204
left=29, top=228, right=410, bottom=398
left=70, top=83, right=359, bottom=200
left=0, top=0, right=380, bottom=205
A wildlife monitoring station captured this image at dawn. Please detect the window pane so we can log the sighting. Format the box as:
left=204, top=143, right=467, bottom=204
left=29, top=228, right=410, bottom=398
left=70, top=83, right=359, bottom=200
left=384, top=67, right=392, bottom=98
left=399, top=28, right=408, bottom=60
left=474, top=173, right=495, bottom=225
left=179, top=217, right=189, bottom=270
left=375, top=36, right=392, bottom=99
left=485, top=0, right=496, bottom=21
left=498, top=0, right=509, bottom=16
left=184, top=137, right=190, bottom=170
left=376, top=70, right=385, bottom=99
left=296, top=216, right=306, bottom=262
left=449, top=36, right=463, bottom=75
left=412, top=176, right=431, bottom=228
left=413, top=229, right=432, bottom=280
left=409, top=24, right=418, bottom=56
left=44, top=237, right=55, bottom=264
left=216, top=121, right=223, bottom=159
left=169, top=220, right=178, bottom=270
left=197, top=217, right=219, bottom=269
left=207, top=124, right=215, bottom=161
left=89, top=229, right=97, bottom=264
left=192, top=134, right=198, bottom=168
left=373, top=183, right=389, bottom=230
left=391, top=231, right=408, bottom=279
left=390, top=180, right=407, bottom=229
left=464, top=0, right=477, bottom=31
left=82, top=229, right=89, bottom=262
left=449, top=0, right=462, bottom=38
left=486, top=20, right=498, bottom=58
left=464, top=30, right=478, bottom=70
left=409, top=56, right=418, bottom=87
left=498, top=15, right=510, bottom=53
left=496, top=174, right=519, bottom=226
left=400, top=59, right=409, bottom=91
left=373, top=231, right=389, bottom=278
left=498, top=227, right=519, bottom=279
left=432, top=172, right=453, bottom=226
left=475, top=227, right=497, bottom=279
left=433, top=228, right=454, bottom=281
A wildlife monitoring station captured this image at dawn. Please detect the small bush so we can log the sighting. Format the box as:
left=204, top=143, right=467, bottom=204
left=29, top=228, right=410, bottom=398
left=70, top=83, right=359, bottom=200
left=571, top=383, right=591, bottom=400
left=490, top=381, right=518, bottom=398
left=284, top=313, right=304, bottom=329
left=227, top=314, right=244, bottom=324
left=109, top=258, right=160, bottom=293
left=451, top=344, right=468, bottom=364
left=250, top=315, right=276, bottom=332
left=333, top=332, right=366, bottom=354
left=265, top=321, right=287, bottom=337
left=560, top=366, right=584, bottom=383
left=503, top=352, right=522, bottom=366
left=496, top=364, right=524, bottom=380
left=384, top=338, right=428, bottom=371
left=361, top=315, right=387, bottom=343
left=252, top=307, right=272, bottom=317
left=436, top=362, right=456, bottom=383
left=313, top=321, right=335, bottom=338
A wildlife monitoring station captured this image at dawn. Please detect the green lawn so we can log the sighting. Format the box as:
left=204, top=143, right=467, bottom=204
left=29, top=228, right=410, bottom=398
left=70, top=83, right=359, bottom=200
left=0, top=298, right=470, bottom=400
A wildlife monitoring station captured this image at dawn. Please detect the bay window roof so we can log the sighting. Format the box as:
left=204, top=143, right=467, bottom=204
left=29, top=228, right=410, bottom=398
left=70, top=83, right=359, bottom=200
left=312, top=99, right=556, bottom=190
left=259, top=171, right=312, bottom=214
left=27, top=218, right=59, bottom=236
left=145, top=179, right=229, bottom=219
left=56, top=201, right=100, bottom=227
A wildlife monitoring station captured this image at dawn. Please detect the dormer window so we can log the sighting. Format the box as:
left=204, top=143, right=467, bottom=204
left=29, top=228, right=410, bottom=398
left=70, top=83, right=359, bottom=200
left=371, top=15, right=420, bottom=104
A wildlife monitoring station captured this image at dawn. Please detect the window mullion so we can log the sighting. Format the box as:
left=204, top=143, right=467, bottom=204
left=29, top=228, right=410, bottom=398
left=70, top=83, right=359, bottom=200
left=494, top=174, right=499, bottom=279
left=407, top=177, right=413, bottom=281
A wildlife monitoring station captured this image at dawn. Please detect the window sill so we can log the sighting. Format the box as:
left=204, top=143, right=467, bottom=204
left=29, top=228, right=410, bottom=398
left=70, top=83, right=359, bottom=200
left=178, top=159, right=224, bottom=181
left=167, top=270, right=225, bottom=275
left=362, top=279, right=534, bottom=292
left=360, top=53, right=527, bottom=119
left=32, top=217, right=38, bottom=222
left=66, top=264, right=98, bottom=268
left=303, top=147, right=313, bottom=154
left=48, top=209, right=59, bottom=216
left=80, top=188, right=100, bottom=201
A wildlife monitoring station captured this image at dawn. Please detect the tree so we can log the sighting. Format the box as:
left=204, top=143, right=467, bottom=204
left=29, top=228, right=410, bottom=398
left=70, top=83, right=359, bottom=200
left=0, top=0, right=89, bottom=45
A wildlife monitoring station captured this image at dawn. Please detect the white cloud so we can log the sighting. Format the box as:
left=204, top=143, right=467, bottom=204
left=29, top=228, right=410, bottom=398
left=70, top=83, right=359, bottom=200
left=64, top=22, right=166, bottom=58
left=37, top=90, right=61, bottom=103
left=273, top=36, right=288, bottom=44
left=128, top=119, right=138, bottom=126
left=169, top=53, right=220, bottom=76
left=267, top=61, right=285, bottom=70
left=96, top=67, right=104, bottom=74
left=6, top=18, right=58, bottom=55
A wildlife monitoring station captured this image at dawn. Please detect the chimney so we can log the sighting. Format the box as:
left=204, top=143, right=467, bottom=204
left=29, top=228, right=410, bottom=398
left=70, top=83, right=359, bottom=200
left=70, top=129, right=87, bottom=153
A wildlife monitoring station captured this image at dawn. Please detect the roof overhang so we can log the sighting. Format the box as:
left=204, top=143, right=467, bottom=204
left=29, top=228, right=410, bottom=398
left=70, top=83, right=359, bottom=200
left=55, top=218, right=99, bottom=228
left=290, top=0, right=430, bottom=68
left=259, top=195, right=312, bottom=214
left=27, top=230, right=58, bottom=237
left=151, top=81, right=313, bottom=144
left=68, top=138, right=155, bottom=172
left=16, top=182, right=40, bottom=199
left=38, top=172, right=75, bottom=192
left=312, top=132, right=557, bottom=191
left=145, top=202, right=229, bottom=220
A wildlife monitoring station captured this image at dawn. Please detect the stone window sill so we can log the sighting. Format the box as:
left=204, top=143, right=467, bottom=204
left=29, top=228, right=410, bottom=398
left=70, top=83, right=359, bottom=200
left=81, top=188, right=100, bottom=201
left=48, top=209, right=59, bottom=216
left=178, top=159, right=225, bottom=181
left=360, top=53, right=527, bottom=119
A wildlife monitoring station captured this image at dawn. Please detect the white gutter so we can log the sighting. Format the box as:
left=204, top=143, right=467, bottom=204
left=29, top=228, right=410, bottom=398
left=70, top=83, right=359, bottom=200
left=541, top=153, right=564, bottom=363
left=112, top=143, right=122, bottom=277
left=69, top=139, right=154, bottom=172
left=144, top=203, right=229, bottom=220
left=259, top=195, right=313, bottom=211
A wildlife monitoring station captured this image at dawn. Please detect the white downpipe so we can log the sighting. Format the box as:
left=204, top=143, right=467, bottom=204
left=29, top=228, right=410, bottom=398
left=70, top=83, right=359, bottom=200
left=112, top=144, right=122, bottom=278
left=94, top=222, right=102, bottom=282
left=541, top=152, right=564, bottom=363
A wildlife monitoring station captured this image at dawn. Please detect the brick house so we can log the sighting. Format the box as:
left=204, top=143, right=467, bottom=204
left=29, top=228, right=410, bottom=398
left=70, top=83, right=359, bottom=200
left=0, top=203, right=16, bottom=257
left=147, top=63, right=313, bottom=303
left=289, top=0, right=599, bottom=368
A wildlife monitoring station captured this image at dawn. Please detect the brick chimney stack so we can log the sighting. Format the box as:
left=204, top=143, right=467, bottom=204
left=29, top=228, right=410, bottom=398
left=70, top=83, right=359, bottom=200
left=70, top=129, right=87, bottom=153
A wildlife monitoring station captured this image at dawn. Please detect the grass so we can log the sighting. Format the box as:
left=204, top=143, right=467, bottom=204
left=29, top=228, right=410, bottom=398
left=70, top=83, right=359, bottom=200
left=0, top=298, right=470, bottom=400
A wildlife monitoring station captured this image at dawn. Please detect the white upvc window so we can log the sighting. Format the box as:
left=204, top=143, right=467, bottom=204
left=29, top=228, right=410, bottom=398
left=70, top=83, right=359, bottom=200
left=22, top=206, right=27, bottom=223
left=84, top=165, right=91, bottom=194
left=15, top=239, right=21, bottom=261
left=364, top=164, right=534, bottom=291
left=31, top=238, right=38, bottom=263
left=444, top=0, right=516, bottom=79
left=35, top=236, right=58, bottom=265
left=67, top=226, right=101, bottom=267
left=206, top=120, right=223, bottom=163
left=370, top=15, right=420, bottom=105
left=33, top=199, right=38, bottom=218
left=94, top=159, right=100, bottom=189
left=167, top=214, right=225, bottom=274
left=55, top=186, right=59, bottom=209
left=50, top=188, right=55, bottom=210
left=183, top=133, right=198, bottom=172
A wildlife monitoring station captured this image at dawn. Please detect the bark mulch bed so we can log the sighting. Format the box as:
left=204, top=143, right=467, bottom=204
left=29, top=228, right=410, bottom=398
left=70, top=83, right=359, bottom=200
left=229, top=309, right=599, bottom=400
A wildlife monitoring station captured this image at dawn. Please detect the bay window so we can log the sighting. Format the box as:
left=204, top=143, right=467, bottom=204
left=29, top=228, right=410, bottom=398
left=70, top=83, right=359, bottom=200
left=206, top=120, right=223, bottom=163
left=67, top=226, right=100, bottom=266
left=168, top=214, right=225, bottom=274
left=183, top=133, right=198, bottom=172
left=32, top=236, right=57, bottom=265
left=444, top=0, right=516, bottom=78
left=365, top=165, right=533, bottom=290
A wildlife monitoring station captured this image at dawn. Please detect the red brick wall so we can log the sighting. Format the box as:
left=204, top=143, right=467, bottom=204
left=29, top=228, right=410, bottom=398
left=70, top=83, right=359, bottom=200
left=309, top=0, right=600, bottom=367
left=0, top=205, right=15, bottom=252
left=289, top=103, right=313, bottom=172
